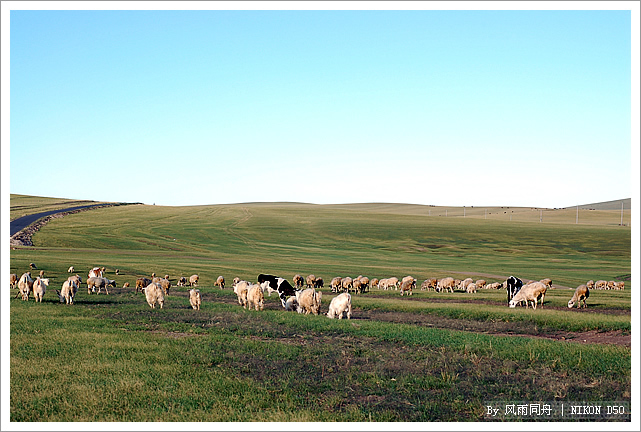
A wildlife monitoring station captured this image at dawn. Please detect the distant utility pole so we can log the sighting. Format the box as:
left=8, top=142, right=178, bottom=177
left=621, top=201, right=624, bottom=226
left=576, top=205, right=579, bottom=224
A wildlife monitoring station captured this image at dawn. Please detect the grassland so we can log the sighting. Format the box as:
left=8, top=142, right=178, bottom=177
left=8, top=195, right=632, bottom=423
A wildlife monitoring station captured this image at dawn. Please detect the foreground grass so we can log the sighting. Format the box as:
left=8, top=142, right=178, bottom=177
left=10, top=290, right=631, bottom=422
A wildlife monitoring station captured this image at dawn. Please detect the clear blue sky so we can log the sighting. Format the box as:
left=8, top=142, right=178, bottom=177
left=5, top=4, right=637, bottom=207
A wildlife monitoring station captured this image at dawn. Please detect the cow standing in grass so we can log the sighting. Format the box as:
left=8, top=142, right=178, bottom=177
left=258, top=274, right=297, bottom=308
left=506, top=276, right=523, bottom=303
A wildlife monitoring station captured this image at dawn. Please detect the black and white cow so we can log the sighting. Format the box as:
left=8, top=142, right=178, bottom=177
left=258, top=274, right=298, bottom=308
left=506, top=276, right=523, bottom=303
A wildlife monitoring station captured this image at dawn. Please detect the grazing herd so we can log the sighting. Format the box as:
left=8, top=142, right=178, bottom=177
left=9, top=264, right=628, bottom=317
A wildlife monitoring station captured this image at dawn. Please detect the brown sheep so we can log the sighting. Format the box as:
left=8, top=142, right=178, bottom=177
left=568, top=284, right=589, bottom=308
left=214, top=275, right=225, bottom=289
left=293, top=274, right=304, bottom=288
left=306, top=274, right=316, bottom=289
left=136, top=277, right=151, bottom=293
left=189, top=274, right=199, bottom=287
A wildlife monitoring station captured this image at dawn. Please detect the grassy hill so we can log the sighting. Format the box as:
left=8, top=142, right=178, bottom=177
left=8, top=195, right=632, bottom=422
left=9, top=197, right=631, bottom=290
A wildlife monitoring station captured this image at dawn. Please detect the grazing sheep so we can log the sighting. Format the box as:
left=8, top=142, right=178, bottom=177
left=378, top=278, right=391, bottom=290
left=164, top=274, right=170, bottom=280
left=466, top=283, right=477, bottom=293
left=189, top=274, right=199, bottom=287
left=459, top=278, right=473, bottom=290
left=293, top=274, right=305, bottom=288
left=56, top=279, right=78, bottom=304
left=399, top=279, right=414, bottom=296
left=122, top=282, right=130, bottom=289
left=214, top=275, right=225, bottom=289
left=313, top=277, right=324, bottom=289
left=568, top=285, right=589, bottom=309
left=306, top=274, right=316, bottom=289
left=144, top=282, right=165, bottom=309
left=156, top=278, right=171, bottom=295
left=330, top=277, right=343, bottom=293
left=32, top=278, right=49, bottom=302
left=67, top=266, right=75, bottom=273
left=87, top=277, right=116, bottom=295
left=614, top=281, right=625, bottom=290
left=29, top=263, right=37, bottom=270
left=234, top=280, right=250, bottom=308
left=401, top=276, right=415, bottom=287
left=509, top=282, right=547, bottom=309
left=387, top=277, right=399, bottom=290
left=353, top=278, right=363, bottom=294
left=475, top=279, right=487, bottom=289
left=370, top=278, right=380, bottom=290
left=39, top=270, right=45, bottom=278
left=136, top=277, right=151, bottom=293
left=285, top=296, right=299, bottom=311
left=359, top=277, right=370, bottom=292
left=594, top=280, right=607, bottom=290
left=486, top=282, right=502, bottom=290
left=88, top=267, right=103, bottom=279
left=421, top=278, right=437, bottom=291
left=232, top=276, right=241, bottom=286
left=247, top=284, right=265, bottom=311
left=296, top=288, right=322, bottom=315
left=341, top=277, right=353, bottom=293
left=67, top=274, right=83, bottom=289
left=586, top=280, right=595, bottom=289
left=18, top=272, right=34, bottom=301
left=177, top=276, right=187, bottom=287
left=539, top=278, right=552, bottom=288
left=189, top=288, right=202, bottom=310
left=116, top=269, right=121, bottom=275
left=327, top=292, right=352, bottom=319
left=607, top=281, right=616, bottom=290
left=436, top=277, right=455, bottom=293
left=10, top=273, right=18, bottom=290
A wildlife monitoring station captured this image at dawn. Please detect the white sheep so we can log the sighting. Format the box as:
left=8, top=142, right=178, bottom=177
left=67, top=266, right=75, bottom=273
left=189, top=274, right=199, bottom=287
left=437, top=277, right=455, bottom=293
left=327, top=293, right=352, bottom=319
left=508, top=282, right=547, bottom=309
left=399, top=279, right=414, bottom=296
left=285, top=296, right=299, bottom=311
left=296, top=288, right=322, bottom=315
left=459, top=278, right=473, bottom=290
left=233, top=280, right=250, bottom=308
left=56, top=279, right=78, bottom=305
left=247, top=284, right=265, bottom=311
left=18, top=272, right=34, bottom=301
left=466, top=283, right=477, bottom=293
left=32, top=277, right=49, bottom=302
left=87, top=276, right=115, bottom=295
left=144, top=282, right=165, bottom=309
left=214, top=275, right=225, bottom=289
left=568, top=284, right=589, bottom=309
left=189, top=288, right=202, bottom=310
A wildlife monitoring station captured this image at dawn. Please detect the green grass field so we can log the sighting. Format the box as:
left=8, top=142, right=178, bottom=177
left=8, top=195, right=631, bottom=422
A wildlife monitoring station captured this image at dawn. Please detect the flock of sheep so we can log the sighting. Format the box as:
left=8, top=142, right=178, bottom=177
left=10, top=263, right=626, bottom=317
